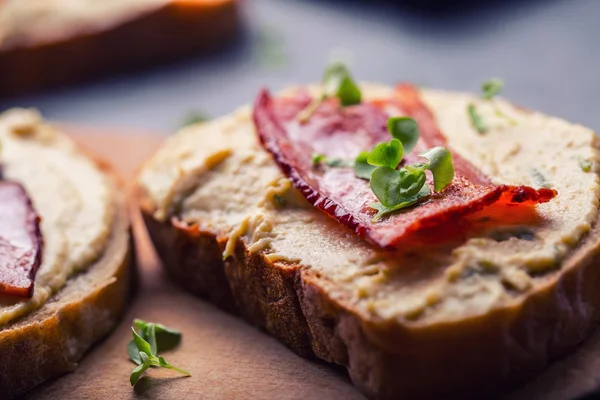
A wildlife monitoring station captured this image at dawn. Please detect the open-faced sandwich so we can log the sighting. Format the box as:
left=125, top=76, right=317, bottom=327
left=0, top=109, right=132, bottom=397
left=136, top=64, right=600, bottom=399
left=0, top=0, right=240, bottom=96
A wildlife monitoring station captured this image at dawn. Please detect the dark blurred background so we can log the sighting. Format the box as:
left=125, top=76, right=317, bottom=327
left=0, top=0, right=598, bottom=133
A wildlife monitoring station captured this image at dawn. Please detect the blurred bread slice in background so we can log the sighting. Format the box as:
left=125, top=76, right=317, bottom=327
left=0, top=0, right=240, bottom=96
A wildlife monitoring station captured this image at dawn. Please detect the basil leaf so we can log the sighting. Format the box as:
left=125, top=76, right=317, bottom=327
left=130, top=352, right=151, bottom=386
left=323, top=62, right=361, bottom=106
left=387, top=117, right=420, bottom=153
left=370, top=184, right=431, bottom=221
left=354, top=151, right=377, bottom=180
left=367, top=139, right=403, bottom=169
left=420, top=147, right=454, bottom=192
left=481, top=78, right=504, bottom=100
left=468, top=103, right=486, bottom=134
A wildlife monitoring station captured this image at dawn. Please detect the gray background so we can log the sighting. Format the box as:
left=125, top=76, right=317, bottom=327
left=1, top=0, right=598, bottom=134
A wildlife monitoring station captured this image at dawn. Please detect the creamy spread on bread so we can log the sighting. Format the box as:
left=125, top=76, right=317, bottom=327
left=138, top=84, right=600, bottom=324
left=0, top=0, right=166, bottom=48
left=0, top=109, right=114, bottom=325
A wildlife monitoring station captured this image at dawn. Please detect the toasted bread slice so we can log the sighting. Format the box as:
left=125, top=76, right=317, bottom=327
left=135, top=85, right=600, bottom=399
left=0, top=109, right=132, bottom=398
left=0, top=0, right=240, bottom=96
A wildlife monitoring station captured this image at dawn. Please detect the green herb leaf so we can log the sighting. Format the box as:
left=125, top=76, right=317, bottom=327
left=256, top=24, right=287, bottom=69
left=312, top=153, right=326, bottom=165
left=300, top=62, right=361, bottom=122
left=128, top=320, right=188, bottom=386
left=322, top=62, right=361, bottom=106
left=387, top=117, right=420, bottom=153
left=130, top=352, right=151, bottom=386
left=481, top=78, right=504, bottom=100
left=181, top=111, right=210, bottom=128
left=325, top=158, right=351, bottom=167
left=370, top=166, right=427, bottom=207
left=127, top=340, right=142, bottom=365
left=370, top=184, right=431, bottom=221
left=354, top=151, right=377, bottom=180
left=367, top=139, right=404, bottom=169
left=131, top=319, right=182, bottom=356
left=468, top=103, right=487, bottom=134
left=336, top=76, right=362, bottom=107
left=579, top=157, right=593, bottom=173
left=420, top=147, right=454, bottom=192
left=132, top=327, right=153, bottom=356
left=312, top=154, right=352, bottom=168
left=146, top=324, right=158, bottom=355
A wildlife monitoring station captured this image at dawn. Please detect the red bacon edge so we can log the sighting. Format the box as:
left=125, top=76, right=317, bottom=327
left=252, top=86, right=556, bottom=249
left=0, top=181, right=43, bottom=298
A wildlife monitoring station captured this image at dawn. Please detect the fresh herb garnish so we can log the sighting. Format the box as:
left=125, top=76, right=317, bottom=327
left=312, top=153, right=326, bottom=165
left=367, top=139, right=404, bottom=169
left=273, top=194, right=286, bottom=207
left=481, top=78, right=504, bottom=100
left=387, top=116, right=420, bottom=153
left=368, top=147, right=453, bottom=220
left=312, top=153, right=352, bottom=168
left=579, top=157, right=593, bottom=173
left=181, top=111, right=210, bottom=128
left=351, top=116, right=455, bottom=220
left=127, top=319, right=189, bottom=386
left=420, top=147, right=454, bottom=192
left=468, top=78, right=515, bottom=134
left=354, top=151, right=377, bottom=180
left=467, top=103, right=486, bottom=134
left=299, top=62, right=361, bottom=122
left=256, top=24, right=287, bottom=69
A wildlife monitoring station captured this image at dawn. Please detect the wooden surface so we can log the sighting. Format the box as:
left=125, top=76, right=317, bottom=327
left=24, top=130, right=600, bottom=400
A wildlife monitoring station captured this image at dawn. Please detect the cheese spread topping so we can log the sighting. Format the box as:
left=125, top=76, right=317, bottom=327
left=139, top=85, right=600, bottom=324
left=0, top=109, right=114, bottom=325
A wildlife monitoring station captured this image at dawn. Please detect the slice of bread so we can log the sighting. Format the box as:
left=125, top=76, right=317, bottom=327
left=0, top=0, right=240, bottom=96
left=0, top=109, right=132, bottom=398
left=135, top=84, right=600, bottom=398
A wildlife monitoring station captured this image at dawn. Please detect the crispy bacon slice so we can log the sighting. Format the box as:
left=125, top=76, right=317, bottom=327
left=252, top=86, right=556, bottom=249
left=0, top=181, right=43, bottom=298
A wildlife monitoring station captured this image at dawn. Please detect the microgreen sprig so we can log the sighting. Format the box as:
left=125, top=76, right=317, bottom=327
left=367, top=147, right=454, bottom=220
left=127, top=319, right=189, bottom=386
left=352, top=117, right=454, bottom=220
left=299, top=62, right=362, bottom=123
left=468, top=78, right=516, bottom=134
left=312, top=153, right=353, bottom=168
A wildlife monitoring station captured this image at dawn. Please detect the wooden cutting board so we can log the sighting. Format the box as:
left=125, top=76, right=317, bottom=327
left=24, top=129, right=600, bottom=400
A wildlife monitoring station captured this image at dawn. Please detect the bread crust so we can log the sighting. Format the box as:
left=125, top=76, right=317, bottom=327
left=0, top=158, right=133, bottom=398
left=138, top=185, right=600, bottom=399
left=0, top=0, right=240, bottom=96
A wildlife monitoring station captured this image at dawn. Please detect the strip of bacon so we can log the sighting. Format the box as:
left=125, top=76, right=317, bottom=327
left=252, top=86, right=556, bottom=249
left=0, top=181, right=43, bottom=298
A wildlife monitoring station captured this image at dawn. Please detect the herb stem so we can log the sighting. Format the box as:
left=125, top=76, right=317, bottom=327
left=468, top=103, right=487, bottom=134
left=298, top=95, right=325, bottom=123
left=165, top=365, right=191, bottom=376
